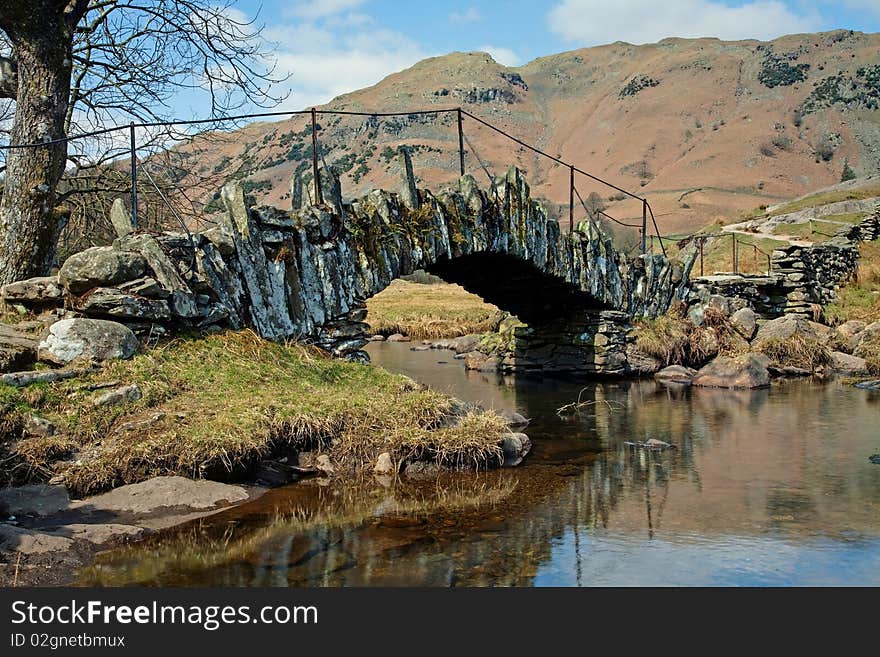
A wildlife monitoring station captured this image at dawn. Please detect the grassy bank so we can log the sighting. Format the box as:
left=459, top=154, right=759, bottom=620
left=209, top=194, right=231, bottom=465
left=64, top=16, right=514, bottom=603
left=826, top=240, right=880, bottom=325
left=0, top=331, right=507, bottom=497
left=366, top=279, right=501, bottom=339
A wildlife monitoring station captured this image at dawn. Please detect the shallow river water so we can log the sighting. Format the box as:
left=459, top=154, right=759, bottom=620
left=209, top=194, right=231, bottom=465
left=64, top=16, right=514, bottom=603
left=80, top=342, right=880, bottom=586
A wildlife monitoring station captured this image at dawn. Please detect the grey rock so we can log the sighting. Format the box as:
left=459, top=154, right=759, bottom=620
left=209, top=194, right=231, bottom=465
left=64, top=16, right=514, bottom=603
left=1, top=276, right=62, bottom=304
left=501, top=432, right=532, bottom=467
left=220, top=181, right=296, bottom=338
left=0, top=368, right=90, bottom=387
left=830, top=351, right=868, bottom=375
left=92, top=384, right=142, bottom=407
left=387, top=333, right=410, bottom=342
left=109, top=197, right=134, bottom=237
left=625, top=345, right=662, bottom=375
left=837, top=320, right=866, bottom=342
left=73, top=287, right=171, bottom=321
left=315, top=454, right=335, bottom=475
left=114, top=233, right=198, bottom=318
left=68, top=476, right=248, bottom=514
left=58, top=523, right=144, bottom=545
left=730, top=307, right=757, bottom=340
left=38, top=318, right=139, bottom=365
left=118, top=277, right=170, bottom=299
left=692, top=353, right=771, bottom=389
left=0, top=524, right=74, bottom=555
left=403, top=460, right=442, bottom=480
left=496, top=409, right=529, bottom=429
left=25, top=415, right=56, bottom=437
left=754, top=315, right=831, bottom=345
left=0, top=323, right=37, bottom=372
left=59, top=246, right=146, bottom=294
left=655, top=365, right=697, bottom=384
left=202, top=226, right=236, bottom=256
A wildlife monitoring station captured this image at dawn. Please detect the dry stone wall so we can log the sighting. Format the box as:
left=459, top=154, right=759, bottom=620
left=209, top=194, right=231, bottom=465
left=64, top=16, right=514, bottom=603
left=689, top=204, right=879, bottom=320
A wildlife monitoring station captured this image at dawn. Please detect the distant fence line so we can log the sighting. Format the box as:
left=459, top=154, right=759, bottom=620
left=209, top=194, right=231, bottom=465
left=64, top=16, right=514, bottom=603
left=0, top=106, right=667, bottom=256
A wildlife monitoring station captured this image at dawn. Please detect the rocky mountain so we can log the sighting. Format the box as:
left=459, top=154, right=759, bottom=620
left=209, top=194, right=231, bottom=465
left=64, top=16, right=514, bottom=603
left=172, top=29, right=880, bottom=238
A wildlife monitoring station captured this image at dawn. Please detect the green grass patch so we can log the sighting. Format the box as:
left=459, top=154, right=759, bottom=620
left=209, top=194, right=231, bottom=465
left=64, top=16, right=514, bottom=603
left=0, top=331, right=507, bottom=496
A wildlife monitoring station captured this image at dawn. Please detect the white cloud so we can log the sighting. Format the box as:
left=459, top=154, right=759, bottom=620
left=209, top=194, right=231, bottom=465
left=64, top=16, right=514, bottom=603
left=450, top=7, right=482, bottom=24
left=478, top=45, right=522, bottom=67
left=547, top=0, right=823, bottom=45
left=287, top=0, right=366, bottom=20
left=265, top=10, right=428, bottom=111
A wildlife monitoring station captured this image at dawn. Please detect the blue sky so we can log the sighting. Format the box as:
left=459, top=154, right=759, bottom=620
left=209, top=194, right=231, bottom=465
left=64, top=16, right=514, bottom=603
left=225, top=0, right=880, bottom=112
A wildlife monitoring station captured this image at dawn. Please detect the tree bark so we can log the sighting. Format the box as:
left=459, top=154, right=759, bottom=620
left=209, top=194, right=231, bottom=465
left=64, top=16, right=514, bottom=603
left=0, top=1, right=86, bottom=284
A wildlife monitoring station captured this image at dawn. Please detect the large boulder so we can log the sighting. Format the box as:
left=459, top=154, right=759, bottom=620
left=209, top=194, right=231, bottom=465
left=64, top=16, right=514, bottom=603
left=692, top=353, right=771, bottom=389
left=830, top=351, right=868, bottom=375
left=59, top=246, right=146, bottom=294
left=754, top=315, right=831, bottom=345
left=38, top=318, right=139, bottom=365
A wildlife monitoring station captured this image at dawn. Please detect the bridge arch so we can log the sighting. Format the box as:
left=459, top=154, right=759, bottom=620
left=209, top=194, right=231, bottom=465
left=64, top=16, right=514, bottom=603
left=212, top=167, right=693, bottom=373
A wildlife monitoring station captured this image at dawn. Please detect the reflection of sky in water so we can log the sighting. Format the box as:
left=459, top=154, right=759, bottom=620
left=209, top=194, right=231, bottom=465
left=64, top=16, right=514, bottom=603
left=537, top=531, right=880, bottom=586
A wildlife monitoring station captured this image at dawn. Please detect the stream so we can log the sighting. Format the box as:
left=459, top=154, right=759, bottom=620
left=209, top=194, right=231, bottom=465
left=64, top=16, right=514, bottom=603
left=79, top=341, right=880, bottom=586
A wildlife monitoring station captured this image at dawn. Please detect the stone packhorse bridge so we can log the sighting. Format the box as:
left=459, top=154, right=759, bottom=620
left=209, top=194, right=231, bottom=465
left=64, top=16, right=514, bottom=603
left=3, top=166, right=695, bottom=375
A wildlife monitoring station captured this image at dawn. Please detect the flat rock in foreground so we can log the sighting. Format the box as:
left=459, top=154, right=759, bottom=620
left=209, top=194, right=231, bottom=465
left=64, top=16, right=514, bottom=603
left=68, top=476, right=249, bottom=515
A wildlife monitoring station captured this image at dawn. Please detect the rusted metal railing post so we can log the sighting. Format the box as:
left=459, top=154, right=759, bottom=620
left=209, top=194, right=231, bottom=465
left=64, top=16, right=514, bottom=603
left=310, top=107, right=323, bottom=205
left=732, top=233, right=738, bottom=273
left=457, top=108, right=465, bottom=177
left=129, top=122, right=138, bottom=229
left=569, top=166, right=575, bottom=233
left=699, top=237, right=704, bottom=276
left=641, top=200, right=648, bottom=254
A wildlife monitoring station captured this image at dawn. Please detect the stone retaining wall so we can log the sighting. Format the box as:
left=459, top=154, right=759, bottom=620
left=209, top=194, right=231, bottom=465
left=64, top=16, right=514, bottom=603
left=689, top=204, right=879, bottom=320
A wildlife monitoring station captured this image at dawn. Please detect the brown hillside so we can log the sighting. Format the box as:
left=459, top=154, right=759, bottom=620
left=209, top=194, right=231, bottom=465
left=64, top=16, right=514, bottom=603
left=172, top=29, right=880, bottom=238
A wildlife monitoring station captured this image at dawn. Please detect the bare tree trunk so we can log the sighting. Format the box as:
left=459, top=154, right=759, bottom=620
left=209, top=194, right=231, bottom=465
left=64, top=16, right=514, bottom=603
left=0, top=1, right=85, bottom=284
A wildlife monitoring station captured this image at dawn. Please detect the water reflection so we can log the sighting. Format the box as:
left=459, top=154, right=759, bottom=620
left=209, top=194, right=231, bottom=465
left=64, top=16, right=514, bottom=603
left=80, top=344, right=880, bottom=586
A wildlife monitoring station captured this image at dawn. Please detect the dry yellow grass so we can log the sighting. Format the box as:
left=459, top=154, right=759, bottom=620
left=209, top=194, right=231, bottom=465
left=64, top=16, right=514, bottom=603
left=0, top=331, right=508, bottom=496
left=366, top=279, right=501, bottom=339
left=753, top=335, right=832, bottom=370
left=825, top=240, right=880, bottom=324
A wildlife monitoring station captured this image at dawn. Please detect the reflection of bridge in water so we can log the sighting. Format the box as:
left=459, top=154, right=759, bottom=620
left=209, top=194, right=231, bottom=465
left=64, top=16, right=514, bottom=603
left=81, top=376, right=880, bottom=587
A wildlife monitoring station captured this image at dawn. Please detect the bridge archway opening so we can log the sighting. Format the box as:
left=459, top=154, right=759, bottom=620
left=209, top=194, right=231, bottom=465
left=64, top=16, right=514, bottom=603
left=425, top=252, right=606, bottom=326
